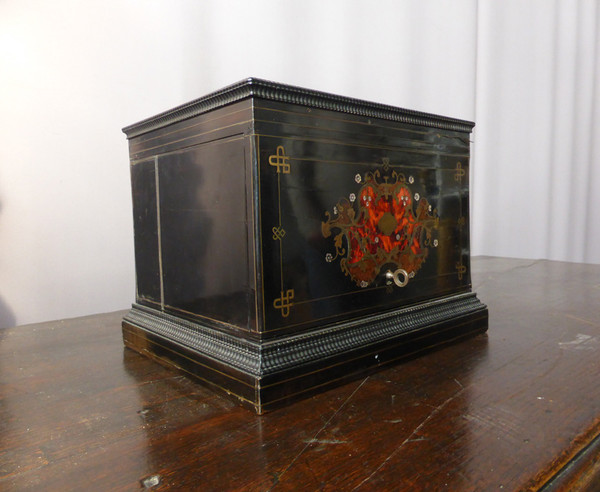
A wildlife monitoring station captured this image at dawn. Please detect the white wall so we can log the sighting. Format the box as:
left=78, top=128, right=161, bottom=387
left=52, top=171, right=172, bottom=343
left=0, top=1, right=187, bottom=328
left=177, top=0, right=478, bottom=118
left=472, top=0, right=600, bottom=263
left=0, top=0, right=597, bottom=329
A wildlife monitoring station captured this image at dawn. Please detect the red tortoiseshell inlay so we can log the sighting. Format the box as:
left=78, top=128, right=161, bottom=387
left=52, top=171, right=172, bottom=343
left=322, top=169, right=438, bottom=288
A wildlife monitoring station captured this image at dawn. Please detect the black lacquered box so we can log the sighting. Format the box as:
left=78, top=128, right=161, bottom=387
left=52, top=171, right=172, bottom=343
left=122, top=78, right=488, bottom=413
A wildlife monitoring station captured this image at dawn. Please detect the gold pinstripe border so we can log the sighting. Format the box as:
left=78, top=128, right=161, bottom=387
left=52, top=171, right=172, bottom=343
left=254, top=132, right=469, bottom=159
left=132, top=121, right=251, bottom=156
left=133, top=106, right=251, bottom=145
left=253, top=105, right=470, bottom=139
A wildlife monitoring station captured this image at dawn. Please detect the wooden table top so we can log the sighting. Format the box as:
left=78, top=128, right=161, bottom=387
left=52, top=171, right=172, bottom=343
left=1, top=257, right=600, bottom=491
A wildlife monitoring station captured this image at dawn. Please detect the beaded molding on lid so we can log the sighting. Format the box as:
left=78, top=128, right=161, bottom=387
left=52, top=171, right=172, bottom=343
left=122, top=78, right=475, bottom=138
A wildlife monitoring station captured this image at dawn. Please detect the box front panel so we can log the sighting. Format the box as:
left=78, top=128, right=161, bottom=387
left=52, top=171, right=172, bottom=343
left=256, top=114, right=472, bottom=335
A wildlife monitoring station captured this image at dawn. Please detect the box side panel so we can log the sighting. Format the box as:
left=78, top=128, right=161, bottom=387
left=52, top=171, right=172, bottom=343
left=157, top=136, right=254, bottom=332
left=126, top=100, right=256, bottom=335
left=254, top=100, right=473, bottom=336
left=130, top=158, right=161, bottom=308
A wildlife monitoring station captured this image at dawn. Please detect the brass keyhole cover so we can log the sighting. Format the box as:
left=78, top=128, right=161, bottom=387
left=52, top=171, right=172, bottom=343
left=385, top=269, right=409, bottom=288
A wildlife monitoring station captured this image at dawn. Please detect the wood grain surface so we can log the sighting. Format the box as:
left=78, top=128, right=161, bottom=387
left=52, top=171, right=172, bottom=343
left=1, top=257, right=599, bottom=491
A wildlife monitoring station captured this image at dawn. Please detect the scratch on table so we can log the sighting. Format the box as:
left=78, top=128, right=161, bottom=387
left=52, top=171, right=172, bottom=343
left=473, top=260, right=539, bottom=290
left=140, top=375, right=186, bottom=387
left=141, top=474, right=161, bottom=489
left=303, top=457, right=330, bottom=491
left=565, top=314, right=600, bottom=327
left=352, top=387, right=466, bottom=491
left=269, top=377, right=369, bottom=490
left=406, top=437, right=428, bottom=443
left=461, top=405, right=523, bottom=443
left=559, top=333, right=598, bottom=351
left=507, top=260, right=540, bottom=272
left=303, top=439, right=348, bottom=444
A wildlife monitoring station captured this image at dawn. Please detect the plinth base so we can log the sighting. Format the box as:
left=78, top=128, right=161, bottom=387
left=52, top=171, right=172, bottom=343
left=122, top=293, right=487, bottom=414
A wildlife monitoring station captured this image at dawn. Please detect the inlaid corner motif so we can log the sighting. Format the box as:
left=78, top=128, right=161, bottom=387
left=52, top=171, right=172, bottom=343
left=268, top=146, right=291, bottom=174
left=273, top=289, right=294, bottom=318
left=322, top=165, right=439, bottom=288
left=454, top=161, right=466, bottom=182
